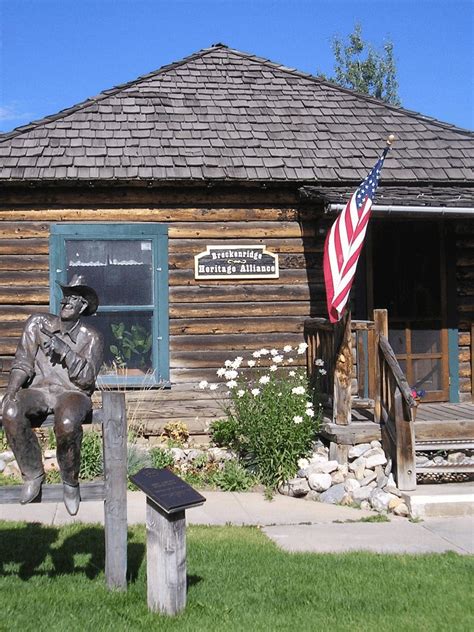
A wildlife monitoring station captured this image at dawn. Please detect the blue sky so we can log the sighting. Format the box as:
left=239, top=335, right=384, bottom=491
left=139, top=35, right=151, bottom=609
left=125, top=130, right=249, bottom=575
left=0, top=0, right=473, bottom=133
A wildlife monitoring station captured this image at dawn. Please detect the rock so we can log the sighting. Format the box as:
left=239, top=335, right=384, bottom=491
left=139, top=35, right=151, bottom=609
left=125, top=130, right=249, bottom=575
left=360, top=500, right=371, bottom=511
left=370, top=440, right=382, bottom=449
left=319, top=483, right=347, bottom=504
left=433, top=456, right=445, bottom=465
left=0, top=450, right=14, bottom=463
left=3, top=461, right=21, bottom=478
left=370, top=489, right=392, bottom=512
left=416, top=455, right=430, bottom=465
left=43, top=449, right=56, bottom=459
left=0, top=459, right=5, bottom=473
left=186, top=449, right=205, bottom=462
left=360, top=471, right=377, bottom=486
left=393, top=502, right=409, bottom=517
left=208, top=447, right=233, bottom=462
left=336, top=463, right=349, bottom=476
left=310, top=459, right=339, bottom=474
left=340, top=493, right=354, bottom=506
left=384, top=457, right=392, bottom=476
left=366, top=453, right=387, bottom=468
left=348, top=443, right=371, bottom=459
left=308, top=472, right=332, bottom=492
left=170, top=447, right=186, bottom=462
left=352, top=486, right=372, bottom=502
left=309, top=454, right=328, bottom=465
left=44, top=458, right=59, bottom=472
left=331, top=470, right=345, bottom=485
left=447, top=452, right=466, bottom=463
left=297, top=468, right=309, bottom=478
left=348, top=455, right=367, bottom=472
left=305, top=490, right=321, bottom=502
left=279, top=478, right=310, bottom=498
left=344, top=478, right=360, bottom=493
left=384, top=485, right=402, bottom=498
left=388, top=497, right=404, bottom=511
left=314, top=445, right=329, bottom=457
left=354, top=466, right=366, bottom=481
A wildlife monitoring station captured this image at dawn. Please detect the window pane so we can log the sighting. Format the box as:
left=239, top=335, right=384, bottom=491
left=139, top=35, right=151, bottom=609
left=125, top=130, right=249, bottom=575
left=90, top=311, right=154, bottom=374
left=66, top=240, right=153, bottom=305
left=411, top=328, right=441, bottom=354
left=412, top=358, right=442, bottom=392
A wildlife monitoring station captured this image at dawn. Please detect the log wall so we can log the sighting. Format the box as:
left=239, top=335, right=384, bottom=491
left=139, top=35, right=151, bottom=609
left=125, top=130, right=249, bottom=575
left=456, top=222, right=474, bottom=402
left=0, top=195, right=326, bottom=439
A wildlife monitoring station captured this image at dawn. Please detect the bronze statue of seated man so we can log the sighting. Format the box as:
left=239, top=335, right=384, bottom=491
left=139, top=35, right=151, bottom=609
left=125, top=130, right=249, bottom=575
left=2, top=275, right=103, bottom=515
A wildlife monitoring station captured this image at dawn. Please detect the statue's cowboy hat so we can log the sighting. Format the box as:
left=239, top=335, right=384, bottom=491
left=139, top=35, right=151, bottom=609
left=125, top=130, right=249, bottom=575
left=57, top=274, right=99, bottom=316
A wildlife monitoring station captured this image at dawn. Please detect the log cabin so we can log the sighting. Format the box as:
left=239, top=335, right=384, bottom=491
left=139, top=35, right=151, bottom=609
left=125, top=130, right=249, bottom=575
left=0, top=44, right=473, bottom=449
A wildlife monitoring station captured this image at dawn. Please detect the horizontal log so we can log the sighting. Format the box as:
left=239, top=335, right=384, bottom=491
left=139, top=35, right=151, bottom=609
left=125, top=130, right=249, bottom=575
left=168, top=221, right=312, bottom=239
left=169, top=268, right=322, bottom=287
left=414, top=419, right=474, bottom=441
left=0, top=322, right=24, bottom=337
left=0, top=255, right=49, bottom=271
left=169, top=301, right=318, bottom=318
left=0, top=305, right=49, bottom=320
left=0, top=238, right=49, bottom=255
left=169, top=252, right=322, bottom=271
left=0, top=288, right=49, bottom=304
left=169, top=350, right=306, bottom=369
left=170, top=332, right=304, bottom=352
left=169, top=316, right=305, bottom=335
left=0, top=222, right=50, bottom=239
left=169, top=238, right=323, bottom=255
left=320, top=421, right=382, bottom=445
left=0, top=271, right=48, bottom=286
left=0, top=480, right=105, bottom=504
left=169, top=284, right=324, bottom=303
left=0, top=207, right=300, bottom=222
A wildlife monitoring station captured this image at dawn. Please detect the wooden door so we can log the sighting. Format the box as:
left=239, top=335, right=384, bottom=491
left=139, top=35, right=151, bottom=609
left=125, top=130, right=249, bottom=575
left=370, top=219, right=449, bottom=402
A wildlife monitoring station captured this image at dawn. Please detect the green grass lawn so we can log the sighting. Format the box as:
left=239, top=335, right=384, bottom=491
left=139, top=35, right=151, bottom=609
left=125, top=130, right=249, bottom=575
left=0, top=521, right=472, bottom=632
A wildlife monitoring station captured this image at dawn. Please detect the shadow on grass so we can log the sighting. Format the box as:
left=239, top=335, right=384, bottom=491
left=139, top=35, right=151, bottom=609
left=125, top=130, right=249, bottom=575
left=0, top=523, right=145, bottom=583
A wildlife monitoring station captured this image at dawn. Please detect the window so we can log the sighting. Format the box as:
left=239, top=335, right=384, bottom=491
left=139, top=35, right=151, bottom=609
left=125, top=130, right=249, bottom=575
left=50, top=223, right=169, bottom=386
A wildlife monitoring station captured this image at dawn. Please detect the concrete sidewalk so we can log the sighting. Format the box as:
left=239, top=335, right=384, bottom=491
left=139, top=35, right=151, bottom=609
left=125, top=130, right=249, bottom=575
left=0, top=490, right=472, bottom=555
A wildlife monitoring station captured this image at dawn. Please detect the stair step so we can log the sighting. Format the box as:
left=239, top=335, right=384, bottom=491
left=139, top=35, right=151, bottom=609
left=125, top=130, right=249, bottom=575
left=401, top=482, right=474, bottom=519
left=417, top=464, right=474, bottom=473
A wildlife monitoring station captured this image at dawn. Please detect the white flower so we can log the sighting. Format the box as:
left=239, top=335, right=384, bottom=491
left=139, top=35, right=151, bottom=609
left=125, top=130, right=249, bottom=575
left=305, top=401, right=313, bottom=408
left=289, top=370, right=296, bottom=377
left=283, top=345, right=292, bottom=353
left=237, top=389, right=245, bottom=398
left=269, top=365, right=277, bottom=372
left=319, top=368, right=327, bottom=375
left=293, top=415, right=303, bottom=424
left=226, top=380, right=238, bottom=389
left=224, top=359, right=233, bottom=367
left=248, top=359, right=256, bottom=367
left=198, top=380, right=208, bottom=389
left=297, top=342, right=308, bottom=355
left=252, top=351, right=261, bottom=359
left=288, top=358, right=294, bottom=363
left=277, top=392, right=282, bottom=397
left=298, top=457, right=309, bottom=469
left=291, top=386, right=305, bottom=395
left=270, top=348, right=278, bottom=356
left=272, top=355, right=283, bottom=364
left=259, top=348, right=270, bottom=356
left=216, top=368, right=226, bottom=377
left=232, top=356, right=243, bottom=368
left=259, top=375, right=270, bottom=384
left=315, top=358, right=324, bottom=367
left=224, top=369, right=238, bottom=380
left=209, top=384, right=218, bottom=391
left=305, top=409, right=315, bottom=417
left=251, top=388, right=260, bottom=396
left=299, top=375, right=305, bottom=380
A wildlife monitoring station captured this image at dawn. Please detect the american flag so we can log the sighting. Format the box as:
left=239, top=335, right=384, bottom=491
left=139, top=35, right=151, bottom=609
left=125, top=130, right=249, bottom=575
left=323, top=147, right=389, bottom=323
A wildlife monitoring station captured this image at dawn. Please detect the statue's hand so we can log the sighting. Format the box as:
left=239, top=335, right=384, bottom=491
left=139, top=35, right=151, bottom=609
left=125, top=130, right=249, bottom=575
left=43, top=334, right=72, bottom=361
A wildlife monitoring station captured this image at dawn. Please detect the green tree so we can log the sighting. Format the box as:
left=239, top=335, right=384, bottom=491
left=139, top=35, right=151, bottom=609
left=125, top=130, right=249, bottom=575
left=322, top=23, right=401, bottom=106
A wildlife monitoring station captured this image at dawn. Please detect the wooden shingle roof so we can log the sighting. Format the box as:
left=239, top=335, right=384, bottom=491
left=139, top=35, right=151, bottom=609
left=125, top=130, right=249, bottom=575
left=1, top=44, right=473, bottom=194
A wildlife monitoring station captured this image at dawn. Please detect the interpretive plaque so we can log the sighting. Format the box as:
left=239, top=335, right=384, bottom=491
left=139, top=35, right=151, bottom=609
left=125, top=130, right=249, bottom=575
left=194, top=244, right=279, bottom=280
left=130, top=468, right=206, bottom=514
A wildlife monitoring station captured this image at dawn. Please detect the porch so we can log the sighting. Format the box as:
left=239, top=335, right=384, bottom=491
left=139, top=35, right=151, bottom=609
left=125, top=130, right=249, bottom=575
left=305, top=311, right=474, bottom=491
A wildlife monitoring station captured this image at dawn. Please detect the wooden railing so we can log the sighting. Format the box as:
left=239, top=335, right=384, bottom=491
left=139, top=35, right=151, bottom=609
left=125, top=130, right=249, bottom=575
left=377, top=334, right=417, bottom=491
left=305, top=312, right=376, bottom=424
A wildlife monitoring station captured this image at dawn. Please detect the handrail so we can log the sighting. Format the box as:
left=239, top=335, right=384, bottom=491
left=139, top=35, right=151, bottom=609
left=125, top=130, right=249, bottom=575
left=378, top=335, right=417, bottom=409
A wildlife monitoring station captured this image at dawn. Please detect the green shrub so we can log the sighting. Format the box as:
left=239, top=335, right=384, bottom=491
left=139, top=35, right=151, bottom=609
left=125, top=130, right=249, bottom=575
left=209, top=418, right=238, bottom=447
left=200, top=343, right=322, bottom=489
left=127, top=444, right=152, bottom=489
left=149, top=447, right=174, bottom=470
left=211, top=460, right=257, bottom=492
left=79, top=429, right=103, bottom=480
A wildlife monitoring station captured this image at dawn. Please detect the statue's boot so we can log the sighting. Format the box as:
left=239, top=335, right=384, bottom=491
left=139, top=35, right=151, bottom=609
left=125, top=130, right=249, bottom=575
left=63, top=482, right=81, bottom=516
left=20, top=473, right=44, bottom=504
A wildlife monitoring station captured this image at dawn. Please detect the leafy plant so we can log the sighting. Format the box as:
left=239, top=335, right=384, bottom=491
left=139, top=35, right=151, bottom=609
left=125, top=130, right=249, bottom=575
left=127, top=444, right=152, bottom=489
left=210, top=418, right=238, bottom=447
left=201, top=343, right=322, bottom=489
left=110, top=322, right=152, bottom=370
left=79, top=429, right=103, bottom=480
left=211, top=460, right=257, bottom=492
left=161, top=421, right=189, bottom=446
left=149, top=447, right=174, bottom=470
left=45, top=469, right=62, bottom=484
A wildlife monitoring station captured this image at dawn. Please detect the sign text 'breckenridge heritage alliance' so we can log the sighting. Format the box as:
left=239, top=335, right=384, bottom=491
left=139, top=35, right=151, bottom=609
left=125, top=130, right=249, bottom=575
left=194, top=245, right=279, bottom=280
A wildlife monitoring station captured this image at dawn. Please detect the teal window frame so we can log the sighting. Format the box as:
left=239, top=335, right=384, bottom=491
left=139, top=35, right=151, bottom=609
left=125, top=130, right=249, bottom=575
left=49, top=223, right=169, bottom=387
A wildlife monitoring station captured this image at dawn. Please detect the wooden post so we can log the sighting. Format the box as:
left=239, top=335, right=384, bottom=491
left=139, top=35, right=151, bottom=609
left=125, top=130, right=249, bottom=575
left=373, top=309, right=388, bottom=424
left=471, top=322, right=474, bottom=403
left=394, top=391, right=416, bottom=491
left=146, top=499, right=187, bottom=616
left=333, top=310, right=353, bottom=425
left=102, top=391, right=127, bottom=591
